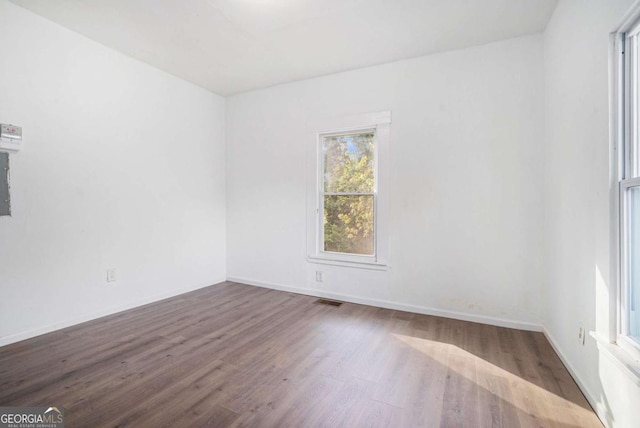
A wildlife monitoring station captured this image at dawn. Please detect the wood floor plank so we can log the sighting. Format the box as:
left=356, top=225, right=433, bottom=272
left=0, top=281, right=602, bottom=427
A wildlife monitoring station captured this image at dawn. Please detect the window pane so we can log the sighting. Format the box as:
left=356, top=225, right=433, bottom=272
left=630, top=186, right=640, bottom=338
left=324, top=195, right=374, bottom=255
left=323, top=132, right=375, bottom=193
left=635, top=36, right=640, bottom=179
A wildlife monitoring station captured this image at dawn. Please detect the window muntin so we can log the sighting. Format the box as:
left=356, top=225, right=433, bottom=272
left=320, top=130, right=376, bottom=256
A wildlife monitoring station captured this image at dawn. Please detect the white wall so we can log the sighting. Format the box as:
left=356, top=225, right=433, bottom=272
left=543, top=1, right=640, bottom=427
left=2, top=1, right=638, bottom=425
left=227, top=35, right=545, bottom=329
left=0, top=0, right=227, bottom=344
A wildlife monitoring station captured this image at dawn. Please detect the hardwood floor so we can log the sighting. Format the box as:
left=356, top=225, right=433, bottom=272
left=0, top=281, right=601, bottom=427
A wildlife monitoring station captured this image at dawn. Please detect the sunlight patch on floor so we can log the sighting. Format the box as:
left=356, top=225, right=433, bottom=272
left=392, top=333, right=595, bottom=426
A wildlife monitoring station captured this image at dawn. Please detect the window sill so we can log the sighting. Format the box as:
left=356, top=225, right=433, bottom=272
left=306, top=255, right=389, bottom=271
left=590, top=331, right=640, bottom=387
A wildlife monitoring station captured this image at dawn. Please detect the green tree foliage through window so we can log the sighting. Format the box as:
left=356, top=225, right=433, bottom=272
left=322, top=131, right=375, bottom=255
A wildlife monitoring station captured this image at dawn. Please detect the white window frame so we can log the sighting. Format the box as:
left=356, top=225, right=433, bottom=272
left=306, top=111, right=390, bottom=270
left=612, top=10, right=640, bottom=361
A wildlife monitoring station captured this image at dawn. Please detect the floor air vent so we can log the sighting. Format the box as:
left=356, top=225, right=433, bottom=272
left=315, top=299, right=343, bottom=307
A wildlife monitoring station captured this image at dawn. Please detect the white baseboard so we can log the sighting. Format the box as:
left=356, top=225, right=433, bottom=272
left=227, top=276, right=543, bottom=332
left=0, top=277, right=227, bottom=347
left=543, top=328, right=612, bottom=428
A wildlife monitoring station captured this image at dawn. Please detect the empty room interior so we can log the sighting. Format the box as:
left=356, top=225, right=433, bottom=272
left=2, top=0, right=640, bottom=427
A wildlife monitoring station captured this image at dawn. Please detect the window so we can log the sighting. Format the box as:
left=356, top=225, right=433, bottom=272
left=321, top=130, right=376, bottom=256
left=615, top=19, right=640, bottom=354
left=307, top=111, right=390, bottom=269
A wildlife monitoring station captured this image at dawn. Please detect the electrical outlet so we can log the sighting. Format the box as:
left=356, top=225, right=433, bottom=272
left=315, top=271, right=323, bottom=282
left=106, top=268, right=117, bottom=283
left=578, top=324, right=585, bottom=345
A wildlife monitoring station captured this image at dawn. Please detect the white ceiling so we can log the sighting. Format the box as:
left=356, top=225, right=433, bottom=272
left=10, top=0, right=558, bottom=96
